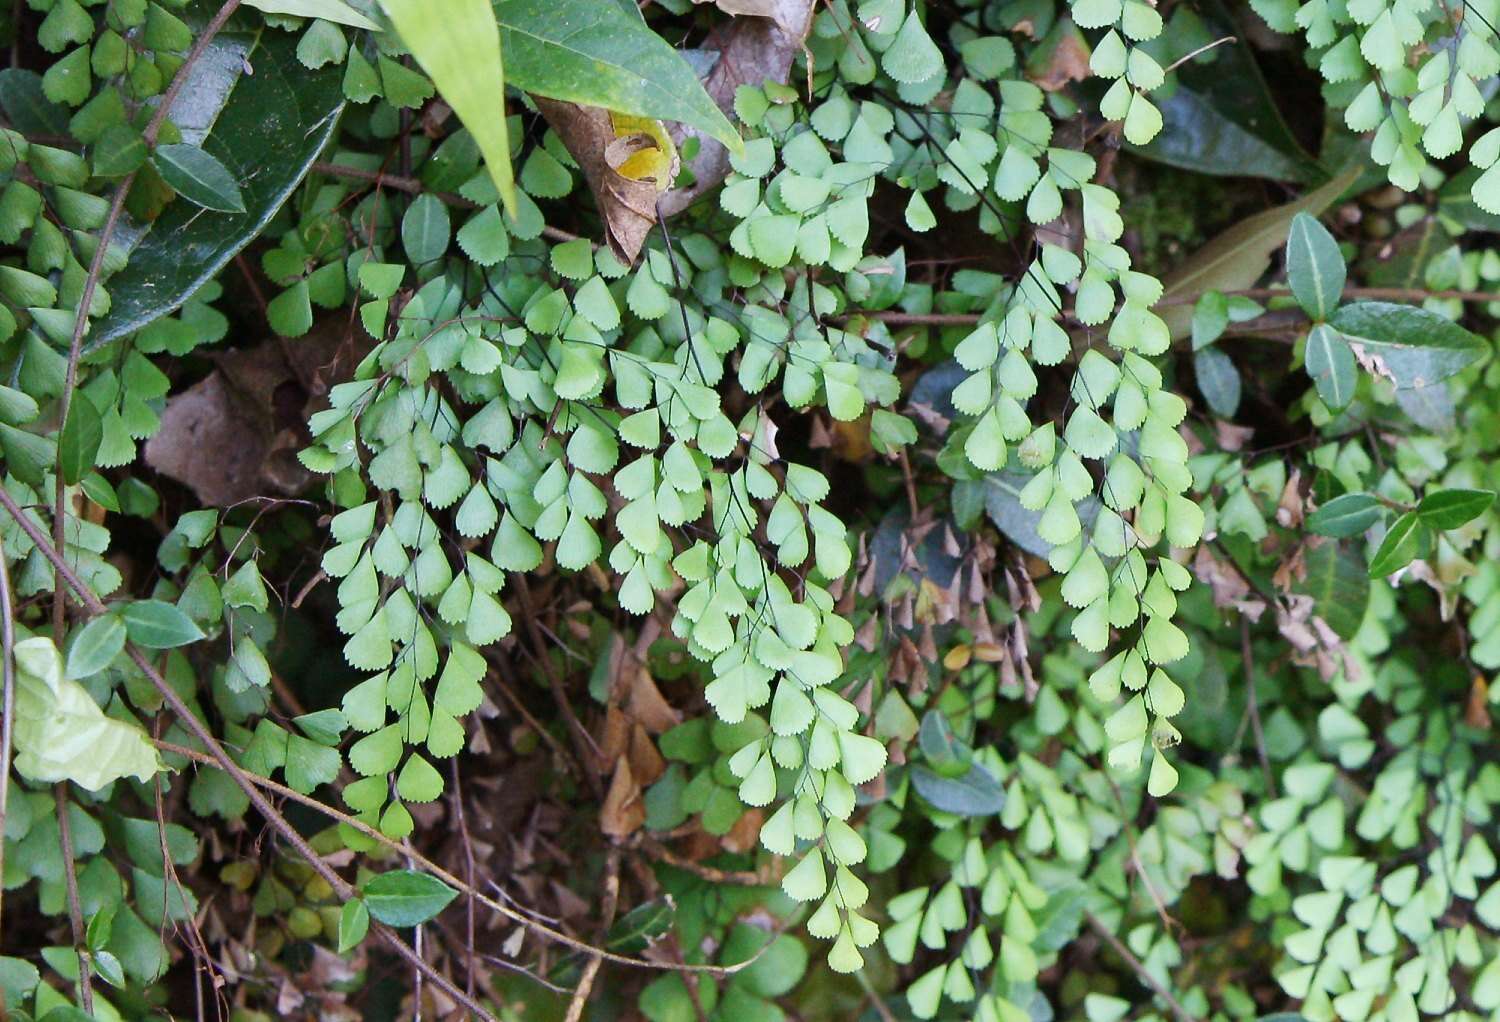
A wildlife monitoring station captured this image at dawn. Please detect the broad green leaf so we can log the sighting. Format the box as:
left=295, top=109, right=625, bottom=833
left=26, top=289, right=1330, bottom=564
left=1286, top=212, right=1345, bottom=320
left=11, top=636, right=161, bottom=790
left=1329, top=302, right=1489, bottom=390
left=361, top=870, right=459, bottom=926
left=121, top=600, right=206, bottom=649
left=1160, top=164, right=1360, bottom=338
left=496, top=0, right=738, bottom=149
left=1295, top=541, right=1369, bottom=640
left=910, top=763, right=1006, bottom=817
left=1367, top=511, right=1429, bottom=578
left=152, top=143, right=247, bottom=213
left=66, top=613, right=126, bottom=678
left=91, top=29, right=344, bottom=348
left=1416, top=488, right=1495, bottom=530
left=244, top=0, right=381, bottom=30
left=378, top=0, right=515, bottom=213
left=1306, top=493, right=1382, bottom=538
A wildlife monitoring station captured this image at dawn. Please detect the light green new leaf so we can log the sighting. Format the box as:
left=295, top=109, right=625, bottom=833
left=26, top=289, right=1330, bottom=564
left=496, top=0, right=738, bottom=149
left=379, top=0, right=515, bottom=214
left=11, top=636, right=161, bottom=790
left=121, top=600, right=206, bottom=649
left=244, top=0, right=381, bottom=30
left=1367, top=511, right=1429, bottom=578
left=338, top=900, right=370, bottom=953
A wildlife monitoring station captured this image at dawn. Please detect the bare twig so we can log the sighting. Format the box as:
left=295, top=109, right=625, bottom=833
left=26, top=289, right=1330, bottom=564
left=563, top=849, right=621, bottom=1022
left=0, top=545, right=14, bottom=944
left=449, top=758, right=478, bottom=1003
left=1162, top=36, right=1236, bottom=76
left=1240, top=617, right=1276, bottom=796
left=55, top=784, right=95, bottom=1013
left=1086, top=912, right=1198, bottom=1022
left=150, top=739, right=757, bottom=977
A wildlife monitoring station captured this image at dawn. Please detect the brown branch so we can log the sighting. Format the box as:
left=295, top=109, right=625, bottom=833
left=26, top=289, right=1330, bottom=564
left=563, top=849, right=620, bottom=1022
left=0, top=486, right=498, bottom=1022
left=1086, top=912, right=1198, bottom=1022
left=55, top=784, right=94, bottom=1013
left=1240, top=617, right=1276, bottom=797
left=0, top=541, right=14, bottom=945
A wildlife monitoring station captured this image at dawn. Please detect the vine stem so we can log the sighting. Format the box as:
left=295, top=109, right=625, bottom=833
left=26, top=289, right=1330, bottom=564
left=55, top=784, right=94, bottom=1013
left=0, top=487, right=498, bottom=1022
left=53, top=0, right=244, bottom=641
left=0, top=548, right=13, bottom=946
left=1086, top=912, right=1199, bottom=1022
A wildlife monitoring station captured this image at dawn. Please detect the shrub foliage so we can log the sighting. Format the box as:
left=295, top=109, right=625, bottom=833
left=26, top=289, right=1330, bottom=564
left=0, top=0, right=1499, bottom=1020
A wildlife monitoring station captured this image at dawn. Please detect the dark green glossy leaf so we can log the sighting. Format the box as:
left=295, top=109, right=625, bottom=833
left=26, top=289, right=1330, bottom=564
left=496, top=0, right=737, bottom=147
left=1329, top=302, right=1488, bottom=390
left=1194, top=346, right=1241, bottom=418
left=909, top=763, right=1006, bottom=817
left=91, top=28, right=344, bottom=348
left=1367, top=511, right=1430, bottom=579
left=152, top=143, right=247, bottom=213
left=1295, top=540, right=1369, bottom=640
left=0, top=69, right=69, bottom=135
left=362, top=870, right=458, bottom=926
left=1416, top=488, right=1495, bottom=530
left=1130, top=33, right=1320, bottom=183
left=59, top=392, right=102, bottom=485
left=1306, top=493, right=1382, bottom=538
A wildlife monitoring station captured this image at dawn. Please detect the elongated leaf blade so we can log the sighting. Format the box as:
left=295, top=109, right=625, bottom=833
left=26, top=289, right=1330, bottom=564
left=497, top=0, right=739, bottom=149
left=1367, top=511, right=1429, bottom=578
left=378, top=0, right=515, bottom=214
left=153, top=143, right=247, bottom=213
left=91, top=29, right=344, bottom=348
left=1304, top=324, right=1356, bottom=410
left=243, top=0, right=381, bottom=30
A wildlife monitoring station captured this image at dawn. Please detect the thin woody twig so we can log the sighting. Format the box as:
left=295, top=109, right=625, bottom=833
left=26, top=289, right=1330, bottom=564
left=563, top=849, right=620, bottom=1022
left=1086, top=911, right=1199, bottom=1022
left=0, top=545, right=14, bottom=945
left=55, top=784, right=94, bottom=1013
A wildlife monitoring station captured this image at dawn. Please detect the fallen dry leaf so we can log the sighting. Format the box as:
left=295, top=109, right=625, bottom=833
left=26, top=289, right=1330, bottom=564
left=535, top=98, right=668, bottom=265
left=145, top=323, right=363, bottom=506
left=658, top=0, right=815, bottom=217
left=600, top=758, right=645, bottom=839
